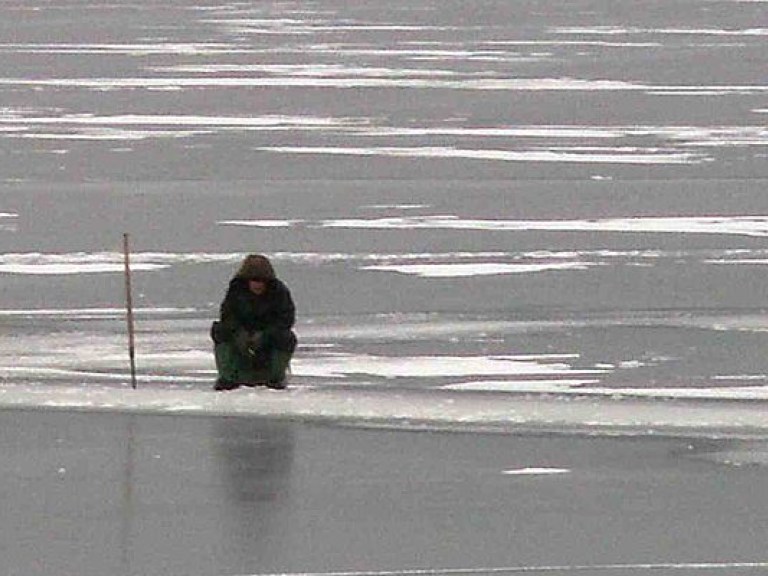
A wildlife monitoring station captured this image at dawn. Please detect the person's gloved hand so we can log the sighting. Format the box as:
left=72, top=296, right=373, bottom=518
left=234, top=329, right=251, bottom=357
left=247, top=331, right=265, bottom=355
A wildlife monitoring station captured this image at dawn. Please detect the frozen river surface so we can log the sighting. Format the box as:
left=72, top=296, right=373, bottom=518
left=2, top=1, right=768, bottom=574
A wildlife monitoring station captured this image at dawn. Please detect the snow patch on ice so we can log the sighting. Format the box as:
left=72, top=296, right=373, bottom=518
left=0, top=43, right=260, bottom=55
left=0, top=77, right=637, bottom=91
left=2, top=248, right=701, bottom=277
left=707, top=258, right=768, bottom=265
left=444, top=380, right=599, bottom=391
left=200, top=18, right=466, bottom=34
left=713, top=374, right=768, bottom=381
left=0, top=262, right=168, bottom=274
left=219, top=219, right=301, bottom=228
left=0, top=212, right=18, bottom=231
left=0, top=307, right=197, bottom=318
left=444, top=381, right=768, bottom=401
left=257, top=145, right=705, bottom=165
left=7, top=128, right=213, bottom=141
left=2, top=366, right=211, bottom=383
left=552, top=26, right=768, bottom=36
left=361, top=204, right=430, bottom=211
left=320, top=215, right=768, bottom=237
left=291, top=353, right=606, bottom=379
left=0, top=252, right=236, bottom=275
left=152, top=64, right=463, bottom=78
left=3, top=77, right=763, bottom=96
left=0, top=252, right=249, bottom=275
left=354, top=125, right=768, bottom=146
left=362, top=262, right=596, bottom=277
left=503, top=467, right=571, bottom=475
left=0, top=113, right=360, bottom=128
left=0, top=113, right=365, bottom=141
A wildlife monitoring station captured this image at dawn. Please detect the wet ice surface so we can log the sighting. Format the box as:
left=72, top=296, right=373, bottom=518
left=5, top=410, right=768, bottom=576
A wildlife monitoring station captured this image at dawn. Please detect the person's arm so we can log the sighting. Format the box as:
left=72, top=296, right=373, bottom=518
left=268, top=282, right=296, bottom=333
left=218, top=282, right=249, bottom=337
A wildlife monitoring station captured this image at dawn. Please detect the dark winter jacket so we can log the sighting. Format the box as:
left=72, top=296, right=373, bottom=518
left=218, top=277, right=296, bottom=338
left=212, top=254, right=296, bottom=345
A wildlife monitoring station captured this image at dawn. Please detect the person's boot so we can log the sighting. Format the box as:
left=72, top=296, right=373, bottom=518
left=214, top=342, right=242, bottom=390
left=266, top=350, right=292, bottom=390
left=214, top=378, right=240, bottom=391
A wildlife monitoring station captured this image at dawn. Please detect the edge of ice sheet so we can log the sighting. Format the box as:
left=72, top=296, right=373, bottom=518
left=4, top=385, right=768, bottom=438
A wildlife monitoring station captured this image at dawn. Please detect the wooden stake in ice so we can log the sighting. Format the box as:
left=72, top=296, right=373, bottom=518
left=123, top=233, right=138, bottom=389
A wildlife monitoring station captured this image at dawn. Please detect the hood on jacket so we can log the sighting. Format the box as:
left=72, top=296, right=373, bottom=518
left=235, top=254, right=276, bottom=281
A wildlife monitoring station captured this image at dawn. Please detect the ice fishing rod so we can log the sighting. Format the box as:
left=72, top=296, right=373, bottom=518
left=123, top=233, right=138, bottom=389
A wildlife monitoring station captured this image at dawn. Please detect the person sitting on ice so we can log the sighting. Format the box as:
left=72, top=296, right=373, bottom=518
left=210, top=254, right=297, bottom=391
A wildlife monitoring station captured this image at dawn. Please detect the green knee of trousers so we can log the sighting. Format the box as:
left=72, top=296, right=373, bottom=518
left=268, top=349, right=293, bottom=383
left=215, top=342, right=267, bottom=383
